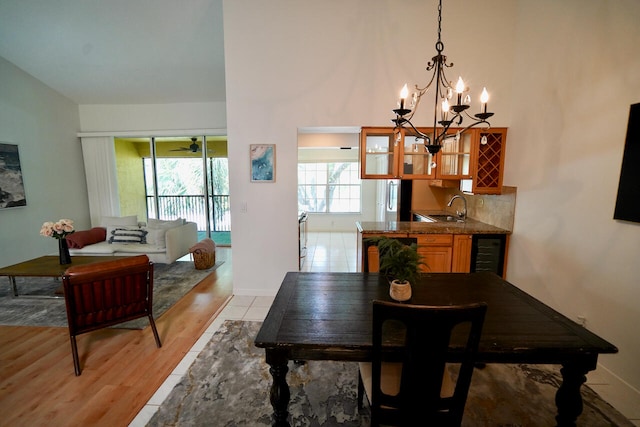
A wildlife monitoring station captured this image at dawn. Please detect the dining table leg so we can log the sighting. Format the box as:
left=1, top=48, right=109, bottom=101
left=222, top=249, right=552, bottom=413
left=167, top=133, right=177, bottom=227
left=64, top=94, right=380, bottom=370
left=554, top=357, right=596, bottom=426
left=265, top=349, right=291, bottom=427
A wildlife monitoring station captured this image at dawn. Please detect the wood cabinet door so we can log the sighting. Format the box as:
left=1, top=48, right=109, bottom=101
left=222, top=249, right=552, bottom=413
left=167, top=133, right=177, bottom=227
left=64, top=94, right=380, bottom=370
left=468, top=127, right=507, bottom=194
left=418, top=247, right=453, bottom=273
left=360, top=127, right=399, bottom=179
left=400, top=128, right=437, bottom=179
left=435, top=128, right=473, bottom=180
left=452, top=234, right=473, bottom=273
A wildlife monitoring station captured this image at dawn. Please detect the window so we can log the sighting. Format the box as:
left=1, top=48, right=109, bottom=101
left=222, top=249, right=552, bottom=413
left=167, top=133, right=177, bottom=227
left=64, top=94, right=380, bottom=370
left=298, top=162, right=361, bottom=213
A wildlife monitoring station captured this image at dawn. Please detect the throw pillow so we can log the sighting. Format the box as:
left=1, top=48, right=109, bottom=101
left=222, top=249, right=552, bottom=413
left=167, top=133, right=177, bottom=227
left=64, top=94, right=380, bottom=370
left=66, top=227, right=107, bottom=249
left=107, top=226, right=148, bottom=244
left=145, top=218, right=185, bottom=248
left=100, top=215, right=138, bottom=227
left=147, top=218, right=184, bottom=228
left=144, top=227, right=168, bottom=247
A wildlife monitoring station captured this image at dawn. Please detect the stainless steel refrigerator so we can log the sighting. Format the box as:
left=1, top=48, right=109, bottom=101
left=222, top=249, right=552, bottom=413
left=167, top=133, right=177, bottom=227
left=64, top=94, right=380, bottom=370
left=375, top=179, right=412, bottom=222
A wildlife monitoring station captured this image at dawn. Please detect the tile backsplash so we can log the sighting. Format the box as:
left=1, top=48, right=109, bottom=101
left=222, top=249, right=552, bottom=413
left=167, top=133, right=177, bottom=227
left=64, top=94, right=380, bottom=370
left=445, top=186, right=517, bottom=231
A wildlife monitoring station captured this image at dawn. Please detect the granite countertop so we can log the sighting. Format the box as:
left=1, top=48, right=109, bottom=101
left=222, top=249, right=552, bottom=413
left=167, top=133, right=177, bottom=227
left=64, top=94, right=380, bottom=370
left=357, top=211, right=511, bottom=235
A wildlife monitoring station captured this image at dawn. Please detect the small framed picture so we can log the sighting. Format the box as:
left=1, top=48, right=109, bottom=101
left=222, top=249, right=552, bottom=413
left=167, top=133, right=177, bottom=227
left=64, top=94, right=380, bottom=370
left=250, top=144, right=276, bottom=182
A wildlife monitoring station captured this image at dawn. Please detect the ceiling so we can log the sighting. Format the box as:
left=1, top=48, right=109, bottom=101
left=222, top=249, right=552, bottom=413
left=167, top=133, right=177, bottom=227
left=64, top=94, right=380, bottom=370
left=0, top=0, right=225, bottom=105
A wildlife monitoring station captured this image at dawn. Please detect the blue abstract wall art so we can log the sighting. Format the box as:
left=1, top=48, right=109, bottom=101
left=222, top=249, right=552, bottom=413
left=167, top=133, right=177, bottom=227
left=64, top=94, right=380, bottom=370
left=250, top=144, right=275, bottom=182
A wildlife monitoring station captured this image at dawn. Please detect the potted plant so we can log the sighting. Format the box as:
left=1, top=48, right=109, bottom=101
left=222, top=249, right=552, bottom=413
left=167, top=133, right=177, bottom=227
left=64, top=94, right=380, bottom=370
left=366, top=236, right=425, bottom=302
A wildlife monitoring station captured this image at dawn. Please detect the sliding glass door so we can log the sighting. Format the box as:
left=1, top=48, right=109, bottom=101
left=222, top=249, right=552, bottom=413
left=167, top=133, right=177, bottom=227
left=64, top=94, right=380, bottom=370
left=114, top=136, right=230, bottom=246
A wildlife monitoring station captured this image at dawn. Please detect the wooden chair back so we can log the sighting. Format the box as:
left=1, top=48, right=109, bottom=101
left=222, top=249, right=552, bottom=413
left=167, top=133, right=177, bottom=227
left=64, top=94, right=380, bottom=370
left=368, top=300, right=487, bottom=426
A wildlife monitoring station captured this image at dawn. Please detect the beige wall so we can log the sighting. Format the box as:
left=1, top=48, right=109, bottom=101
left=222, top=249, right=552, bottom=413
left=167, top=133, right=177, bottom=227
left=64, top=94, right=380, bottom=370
left=223, top=0, right=640, bottom=395
left=505, top=0, right=640, bottom=394
left=0, top=56, right=86, bottom=266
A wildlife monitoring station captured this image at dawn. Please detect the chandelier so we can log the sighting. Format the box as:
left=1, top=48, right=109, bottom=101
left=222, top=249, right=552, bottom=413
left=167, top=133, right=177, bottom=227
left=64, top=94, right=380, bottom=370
left=392, top=0, right=494, bottom=156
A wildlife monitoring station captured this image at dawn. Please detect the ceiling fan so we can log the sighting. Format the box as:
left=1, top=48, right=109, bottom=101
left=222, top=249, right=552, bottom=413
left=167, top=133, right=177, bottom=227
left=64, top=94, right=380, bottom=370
left=170, top=137, right=201, bottom=153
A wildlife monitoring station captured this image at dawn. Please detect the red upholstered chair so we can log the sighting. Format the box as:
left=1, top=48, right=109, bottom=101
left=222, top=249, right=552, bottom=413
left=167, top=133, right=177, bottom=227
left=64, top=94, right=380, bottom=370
left=358, top=300, right=487, bottom=427
left=62, top=255, right=162, bottom=375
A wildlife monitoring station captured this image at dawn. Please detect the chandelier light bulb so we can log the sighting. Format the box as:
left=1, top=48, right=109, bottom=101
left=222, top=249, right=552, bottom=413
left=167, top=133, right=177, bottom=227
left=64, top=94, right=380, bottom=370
left=399, top=84, right=409, bottom=109
left=441, top=99, right=450, bottom=121
left=480, top=87, right=489, bottom=103
left=480, top=87, right=489, bottom=114
left=455, top=77, right=465, bottom=105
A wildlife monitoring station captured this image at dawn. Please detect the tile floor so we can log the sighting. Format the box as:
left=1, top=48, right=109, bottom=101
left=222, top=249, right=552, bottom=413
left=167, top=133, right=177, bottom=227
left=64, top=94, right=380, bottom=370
left=130, top=231, right=640, bottom=426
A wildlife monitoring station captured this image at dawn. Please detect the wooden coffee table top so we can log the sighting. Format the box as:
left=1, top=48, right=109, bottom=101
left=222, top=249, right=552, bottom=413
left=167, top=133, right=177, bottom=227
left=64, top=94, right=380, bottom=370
left=0, top=256, right=131, bottom=278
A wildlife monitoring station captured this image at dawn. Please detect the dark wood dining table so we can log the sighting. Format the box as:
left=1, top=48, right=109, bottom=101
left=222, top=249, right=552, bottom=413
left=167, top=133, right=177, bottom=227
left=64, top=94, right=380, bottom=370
left=254, top=272, right=618, bottom=427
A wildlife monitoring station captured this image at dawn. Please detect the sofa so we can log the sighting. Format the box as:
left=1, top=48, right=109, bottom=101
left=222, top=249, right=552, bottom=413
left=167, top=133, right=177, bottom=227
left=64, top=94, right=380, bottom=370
left=67, top=216, right=198, bottom=264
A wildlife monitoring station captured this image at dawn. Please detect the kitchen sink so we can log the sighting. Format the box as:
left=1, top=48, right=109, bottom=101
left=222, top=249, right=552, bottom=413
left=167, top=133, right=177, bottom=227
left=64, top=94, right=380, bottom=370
left=424, top=214, right=465, bottom=223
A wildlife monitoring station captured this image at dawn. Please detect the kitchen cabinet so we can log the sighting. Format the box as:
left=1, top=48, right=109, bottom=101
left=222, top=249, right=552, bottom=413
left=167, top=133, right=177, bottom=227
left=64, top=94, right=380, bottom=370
left=360, top=126, right=507, bottom=194
left=359, top=231, right=508, bottom=276
left=462, top=128, right=508, bottom=194
left=452, top=234, right=473, bottom=273
left=435, top=130, right=473, bottom=180
left=417, top=234, right=453, bottom=273
left=361, top=233, right=455, bottom=274
left=360, top=127, right=436, bottom=179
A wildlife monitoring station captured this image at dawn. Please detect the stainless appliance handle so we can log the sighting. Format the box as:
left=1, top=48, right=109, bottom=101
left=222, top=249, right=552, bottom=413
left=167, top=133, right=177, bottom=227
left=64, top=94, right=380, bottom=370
left=388, top=181, right=397, bottom=210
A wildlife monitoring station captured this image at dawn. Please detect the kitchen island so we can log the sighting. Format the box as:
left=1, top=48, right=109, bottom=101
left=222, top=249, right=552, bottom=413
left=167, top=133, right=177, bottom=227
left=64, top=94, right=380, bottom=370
left=357, top=213, right=511, bottom=276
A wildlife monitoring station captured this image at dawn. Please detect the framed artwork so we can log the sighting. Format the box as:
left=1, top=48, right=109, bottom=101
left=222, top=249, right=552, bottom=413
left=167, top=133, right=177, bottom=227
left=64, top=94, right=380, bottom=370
left=250, top=144, right=276, bottom=182
left=0, top=143, right=27, bottom=209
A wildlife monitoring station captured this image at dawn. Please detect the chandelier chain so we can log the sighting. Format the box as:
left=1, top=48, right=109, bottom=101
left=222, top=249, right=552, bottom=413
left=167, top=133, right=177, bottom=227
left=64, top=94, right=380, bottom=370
left=436, top=0, right=443, bottom=52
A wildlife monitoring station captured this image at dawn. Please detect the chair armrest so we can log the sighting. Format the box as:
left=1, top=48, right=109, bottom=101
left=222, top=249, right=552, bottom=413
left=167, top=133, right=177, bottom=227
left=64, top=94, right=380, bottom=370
left=164, top=222, right=198, bottom=263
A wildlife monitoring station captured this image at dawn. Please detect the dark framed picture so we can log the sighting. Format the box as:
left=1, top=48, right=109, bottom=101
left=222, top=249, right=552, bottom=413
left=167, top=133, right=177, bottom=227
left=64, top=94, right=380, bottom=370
left=0, top=143, right=27, bottom=209
left=250, top=144, right=276, bottom=182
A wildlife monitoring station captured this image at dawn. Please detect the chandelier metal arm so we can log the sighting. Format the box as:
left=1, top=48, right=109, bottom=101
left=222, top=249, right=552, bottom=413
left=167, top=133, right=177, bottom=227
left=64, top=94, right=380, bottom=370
left=393, top=117, right=432, bottom=145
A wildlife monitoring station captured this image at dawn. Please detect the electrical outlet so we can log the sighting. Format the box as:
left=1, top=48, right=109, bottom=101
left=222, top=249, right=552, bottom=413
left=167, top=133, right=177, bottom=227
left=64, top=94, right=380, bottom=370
left=240, top=202, right=247, bottom=213
left=577, top=316, right=586, bottom=327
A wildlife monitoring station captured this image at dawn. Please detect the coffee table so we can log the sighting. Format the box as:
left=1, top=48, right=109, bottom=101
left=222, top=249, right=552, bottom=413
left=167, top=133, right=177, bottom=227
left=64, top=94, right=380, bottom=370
left=0, top=255, right=131, bottom=298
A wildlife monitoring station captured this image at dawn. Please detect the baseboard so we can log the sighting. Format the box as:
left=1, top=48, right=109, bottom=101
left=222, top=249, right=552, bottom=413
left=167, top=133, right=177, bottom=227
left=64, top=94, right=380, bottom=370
left=587, top=363, right=640, bottom=420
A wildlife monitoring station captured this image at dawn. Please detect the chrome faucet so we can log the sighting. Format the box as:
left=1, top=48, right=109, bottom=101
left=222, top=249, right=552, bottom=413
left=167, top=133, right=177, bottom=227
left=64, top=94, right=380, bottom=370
left=447, top=194, right=467, bottom=221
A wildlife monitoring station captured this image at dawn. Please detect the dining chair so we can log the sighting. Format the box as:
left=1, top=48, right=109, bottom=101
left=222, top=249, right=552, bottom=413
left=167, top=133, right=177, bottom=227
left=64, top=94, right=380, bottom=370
left=357, top=300, right=487, bottom=427
left=62, top=255, right=162, bottom=376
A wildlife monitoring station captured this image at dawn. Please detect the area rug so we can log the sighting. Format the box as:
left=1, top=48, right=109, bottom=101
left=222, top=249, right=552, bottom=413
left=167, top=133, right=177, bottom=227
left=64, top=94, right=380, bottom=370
left=148, top=320, right=633, bottom=427
left=0, top=260, right=223, bottom=328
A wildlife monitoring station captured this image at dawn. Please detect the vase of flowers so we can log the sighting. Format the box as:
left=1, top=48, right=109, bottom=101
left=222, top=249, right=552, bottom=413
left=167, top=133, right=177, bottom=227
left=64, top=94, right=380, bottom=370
left=40, top=219, right=75, bottom=265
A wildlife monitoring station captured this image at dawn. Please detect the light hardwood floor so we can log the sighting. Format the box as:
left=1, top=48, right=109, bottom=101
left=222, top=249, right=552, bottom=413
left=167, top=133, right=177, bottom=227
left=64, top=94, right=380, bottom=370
left=0, top=248, right=233, bottom=427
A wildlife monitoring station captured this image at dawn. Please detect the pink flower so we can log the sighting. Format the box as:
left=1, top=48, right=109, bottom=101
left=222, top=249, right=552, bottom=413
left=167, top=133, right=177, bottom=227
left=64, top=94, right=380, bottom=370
left=40, top=219, right=75, bottom=239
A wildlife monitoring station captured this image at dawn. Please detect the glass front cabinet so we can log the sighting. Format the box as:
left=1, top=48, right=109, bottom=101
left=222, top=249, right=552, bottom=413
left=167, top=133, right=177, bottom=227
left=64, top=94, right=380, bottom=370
left=360, top=126, right=507, bottom=194
left=360, top=127, right=436, bottom=180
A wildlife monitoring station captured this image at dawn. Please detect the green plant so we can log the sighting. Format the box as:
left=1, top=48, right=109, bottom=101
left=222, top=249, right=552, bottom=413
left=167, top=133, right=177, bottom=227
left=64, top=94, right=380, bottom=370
left=366, top=236, right=425, bottom=284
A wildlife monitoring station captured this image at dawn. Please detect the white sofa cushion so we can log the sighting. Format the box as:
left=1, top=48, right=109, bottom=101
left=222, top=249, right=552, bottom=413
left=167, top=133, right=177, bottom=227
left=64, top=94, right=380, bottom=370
left=113, top=244, right=165, bottom=254
left=147, top=218, right=184, bottom=228
left=69, top=241, right=115, bottom=255
left=100, top=215, right=138, bottom=227
left=145, top=218, right=185, bottom=248
left=69, top=241, right=165, bottom=255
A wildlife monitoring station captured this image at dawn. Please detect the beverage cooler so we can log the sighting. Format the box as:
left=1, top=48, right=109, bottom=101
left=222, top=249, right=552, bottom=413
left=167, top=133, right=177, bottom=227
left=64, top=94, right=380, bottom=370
left=470, top=234, right=507, bottom=277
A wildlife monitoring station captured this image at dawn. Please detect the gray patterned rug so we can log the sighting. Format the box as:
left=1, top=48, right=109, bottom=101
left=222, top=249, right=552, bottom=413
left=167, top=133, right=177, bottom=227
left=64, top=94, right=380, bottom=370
left=0, top=260, right=223, bottom=328
left=148, top=320, right=632, bottom=426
